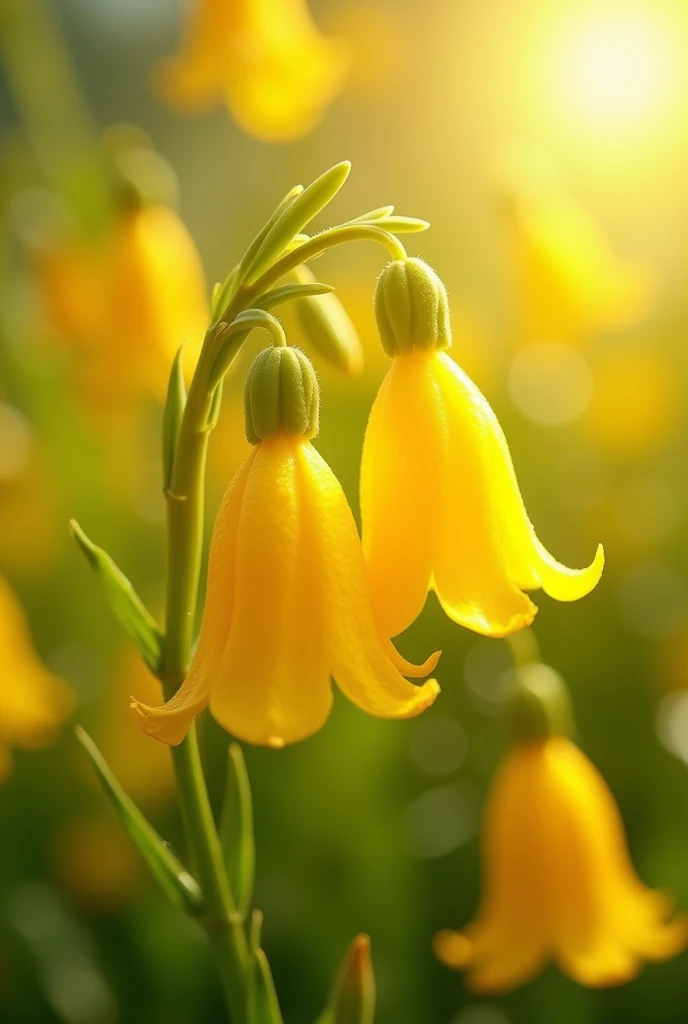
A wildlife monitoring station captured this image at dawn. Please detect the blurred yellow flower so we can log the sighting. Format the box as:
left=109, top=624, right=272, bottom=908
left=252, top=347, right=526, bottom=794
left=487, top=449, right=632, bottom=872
left=362, top=258, right=603, bottom=639
left=154, top=0, right=348, bottom=142
left=133, top=342, right=439, bottom=748
left=99, top=204, right=208, bottom=400
left=33, top=205, right=207, bottom=408
left=0, top=575, right=72, bottom=780
left=500, top=152, right=653, bottom=344
left=435, top=735, right=688, bottom=991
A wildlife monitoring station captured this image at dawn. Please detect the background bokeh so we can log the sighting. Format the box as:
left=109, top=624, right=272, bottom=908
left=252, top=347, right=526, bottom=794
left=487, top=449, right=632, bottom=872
left=2, top=1, right=688, bottom=1022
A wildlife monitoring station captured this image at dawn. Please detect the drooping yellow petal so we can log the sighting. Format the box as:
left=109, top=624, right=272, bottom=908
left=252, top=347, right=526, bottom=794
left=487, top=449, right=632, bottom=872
left=297, top=442, right=439, bottom=720
left=132, top=450, right=255, bottom=745
left=435, top=744, right=547, bottom=992
left=209, top=438, right=333, bottom=747
left=360, top=354, right=443, bottom=640
left=362, top=348, right=603, bottom=638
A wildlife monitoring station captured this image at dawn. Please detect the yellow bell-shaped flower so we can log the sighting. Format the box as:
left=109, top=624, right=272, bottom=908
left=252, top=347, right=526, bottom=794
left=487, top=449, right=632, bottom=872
left=154, top=0, right=348, bottom=142
left=361, top=258, right=604, bottom=640
left=100, top=203, right=208, bottom=399
left=435, top=665, right=688, bottom=991
left=0, top=574, right=73, bottom=780
left=132, top=346, right=439, bottom=748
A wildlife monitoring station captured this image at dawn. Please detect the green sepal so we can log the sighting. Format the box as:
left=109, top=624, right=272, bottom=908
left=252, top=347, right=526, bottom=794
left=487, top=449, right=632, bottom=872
left=162, top=347, right=187, bottom=490
left=70, top=521, right=163, bottom=672
left=75, top=726, right=204, bottom=916
left=255, top=281, right=335, bottom=311
left=208, top=310, right=286, bottom=392
left=243, top=162, right=352, bottom=286
left=244, top=346, right=319, bottom=443
left=247, top=947, right=284, bottom=1024
left=220, top=743, right=255, bottom=919
left=323, top=936, right=376, bottom=1024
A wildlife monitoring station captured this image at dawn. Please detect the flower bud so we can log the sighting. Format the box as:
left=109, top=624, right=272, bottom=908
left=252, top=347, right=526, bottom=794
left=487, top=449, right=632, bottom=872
left=244, top=345, right=320, bottom=444
left=293, top=265, right=363, bottom=376
left=375, top=257, right=451, bottom=356
left=506, top=662, right=574, bottom=742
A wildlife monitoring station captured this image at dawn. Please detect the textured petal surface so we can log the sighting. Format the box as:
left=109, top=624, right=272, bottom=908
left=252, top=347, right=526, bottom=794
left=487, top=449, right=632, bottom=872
left=132, top=451, right=255, bottom=745
left=429, top=352, right=538, bottom=636
left=300, top=442, right=439, bottom=721
left=360, top=354, right=443, bottom=639
left=210, top=438, right=333, bottom=747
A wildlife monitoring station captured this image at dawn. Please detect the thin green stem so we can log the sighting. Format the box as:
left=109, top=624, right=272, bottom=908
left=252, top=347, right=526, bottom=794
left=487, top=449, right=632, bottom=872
left=161, top=330, right=250, bottom=1022
left=506, top=627, right=541, bottom=669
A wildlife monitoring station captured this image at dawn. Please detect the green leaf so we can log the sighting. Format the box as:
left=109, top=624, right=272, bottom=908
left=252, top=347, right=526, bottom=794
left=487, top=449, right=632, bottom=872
left=255, top=281, right=334, bottom=311
left=326, top=936, right=376, bottom=1024
left=243, top=162, right=352, bottom=286
left=371, top=216, right=429, bottom=233
left=237, top=184, right=305, bottom=287
left=220, top=743, right=255, bottom=918
left=247, top=948, right=284, bottom=1024
left=75, top=726, right=204, bottom=916
left=70, top=521, right=163, bottom=672
left=348, top=205, right=394, bottom=223
left=205, top=378, right=224, bottom=432
left=208, top=310, right=286, bottom=391
left=162, top=347, right=187, bottom=490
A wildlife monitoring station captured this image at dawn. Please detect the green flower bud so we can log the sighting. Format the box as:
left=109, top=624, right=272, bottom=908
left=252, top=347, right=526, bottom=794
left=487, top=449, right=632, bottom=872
left=293, top=265, right=363, bottom=376
left=244, top=346, right=320, bottom=444
left=375, top=257, right=451, bottom=356
left=506, top=662, right=574, bottom=742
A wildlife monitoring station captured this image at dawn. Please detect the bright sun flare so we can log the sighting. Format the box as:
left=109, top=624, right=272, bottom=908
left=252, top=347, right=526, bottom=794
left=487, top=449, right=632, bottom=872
left=554, top=9, right=680, bottom=131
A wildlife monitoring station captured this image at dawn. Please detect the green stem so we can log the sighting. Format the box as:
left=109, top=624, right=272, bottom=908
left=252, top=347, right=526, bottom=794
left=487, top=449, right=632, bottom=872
left=162, top=333, right=250, bottom=1022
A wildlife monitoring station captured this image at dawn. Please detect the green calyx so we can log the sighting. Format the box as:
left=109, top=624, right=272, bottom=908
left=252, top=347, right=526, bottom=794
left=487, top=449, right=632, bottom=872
left=506, top=662, right=574, bottom=743
left=375, top=257, right=451, bottom=357
left=244, top=346, right=320, bottom=444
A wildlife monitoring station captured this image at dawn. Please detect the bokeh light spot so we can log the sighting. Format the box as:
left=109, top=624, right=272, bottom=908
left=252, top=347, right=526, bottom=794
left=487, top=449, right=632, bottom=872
left=508, top=342, right=593, bottom=425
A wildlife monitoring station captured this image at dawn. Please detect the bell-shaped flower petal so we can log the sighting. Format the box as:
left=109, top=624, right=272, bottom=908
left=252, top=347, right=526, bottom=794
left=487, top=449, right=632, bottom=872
left=133, top=436, right=438, bottom=747
left=434, top=737, right=688, bottom=992
left=361, top=349, right=603, bottom=639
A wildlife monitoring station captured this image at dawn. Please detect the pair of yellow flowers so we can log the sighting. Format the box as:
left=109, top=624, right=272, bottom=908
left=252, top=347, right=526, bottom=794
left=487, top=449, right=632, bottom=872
left=129, top=256, right=688, bottom=992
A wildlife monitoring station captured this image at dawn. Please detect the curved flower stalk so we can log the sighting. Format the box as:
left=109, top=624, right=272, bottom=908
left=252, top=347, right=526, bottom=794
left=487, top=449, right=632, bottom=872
left=133, top=344, right=439, bottom=748
left=154, top=0, right=348, bottom=142
left=435, top=663, right=688, bottom=991
left=0, top=574, right=72, bottom=780
left=361, top=257, right=604, bottom=639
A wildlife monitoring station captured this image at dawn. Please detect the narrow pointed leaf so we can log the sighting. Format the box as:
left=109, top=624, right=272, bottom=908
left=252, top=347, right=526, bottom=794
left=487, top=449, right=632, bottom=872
left=370, top=215, right=429, bottom=233
left=220, top=743, right=255, bottom=917
left=348, top=205, right=394, bottom=223
left=328, top=935, right=376, bottom=1024
left=162, top=347, right=187, bottom=490
left=70, top=521, right=162, bottom=672
left=255, top=281, right=334, bottom=311
left=75, top=726, right=203, bottom=915
left=237, top=184, right=304, bottom=284
left=205, top=379, right=224, bottom=432
left=248, top=948, right=284, bottom=1024
left=244, top=162, right=352, bottom=286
